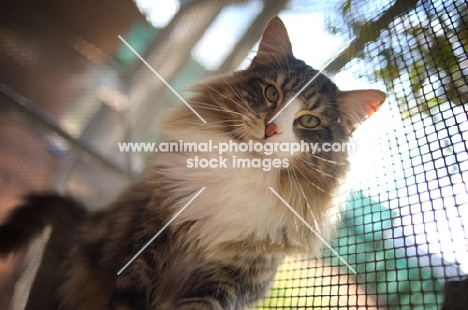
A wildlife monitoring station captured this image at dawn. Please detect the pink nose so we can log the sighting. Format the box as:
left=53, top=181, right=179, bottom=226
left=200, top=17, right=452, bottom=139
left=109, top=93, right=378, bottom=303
left=265, top=122, right=282, bottom=138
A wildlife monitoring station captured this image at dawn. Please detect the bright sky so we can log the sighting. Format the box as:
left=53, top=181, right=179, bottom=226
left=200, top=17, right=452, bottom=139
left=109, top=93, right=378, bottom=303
left=134, top=0, right=468, bottom=275
left=192, top=0, right=264, bottom=70
left=134, top=0, right=180, bottom=28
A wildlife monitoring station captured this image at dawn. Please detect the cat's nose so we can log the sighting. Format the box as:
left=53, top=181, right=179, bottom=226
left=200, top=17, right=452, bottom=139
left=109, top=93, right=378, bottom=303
left=265, top=122, right=282, bottom=138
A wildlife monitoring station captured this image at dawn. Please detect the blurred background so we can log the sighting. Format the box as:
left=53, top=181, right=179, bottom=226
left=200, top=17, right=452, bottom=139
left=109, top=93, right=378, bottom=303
left=0, top=0, right=467, bottom=309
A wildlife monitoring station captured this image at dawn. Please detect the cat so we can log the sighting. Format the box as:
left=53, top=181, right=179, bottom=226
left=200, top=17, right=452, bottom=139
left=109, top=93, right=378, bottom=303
left=0, top=16, right=386, bottom=309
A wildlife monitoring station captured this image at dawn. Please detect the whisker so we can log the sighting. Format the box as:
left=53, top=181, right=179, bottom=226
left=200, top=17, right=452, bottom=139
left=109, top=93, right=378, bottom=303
left=284, top=165, right=301, bottom=235
left=299, top=157, right=333, bottom=178
left=229, top=126, right=250, bottom=134
left=236, top=129, right=251, bottom=140
left=222, top=80, right=259, bottom=118
left=309, top=154, right=346, bottom=165
left=204, top=83, right=253, bottom=116
left=209, top=94, right=258, bottom=123
left=290, top=160, right=327, bottom=193
left=290, top=162, right=324, bottom=235
left=193, top=104, right=247, bottom=119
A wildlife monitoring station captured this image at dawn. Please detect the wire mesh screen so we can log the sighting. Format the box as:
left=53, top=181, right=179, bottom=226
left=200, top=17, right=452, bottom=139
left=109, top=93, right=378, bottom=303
left=0, top=0, right=467, bottom=309
left=260, top=0, right=468, bottom=309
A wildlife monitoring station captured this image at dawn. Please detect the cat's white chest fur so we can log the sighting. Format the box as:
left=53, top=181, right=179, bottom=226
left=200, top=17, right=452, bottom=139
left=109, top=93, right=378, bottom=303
left=157, top=151, right=297, bottom=248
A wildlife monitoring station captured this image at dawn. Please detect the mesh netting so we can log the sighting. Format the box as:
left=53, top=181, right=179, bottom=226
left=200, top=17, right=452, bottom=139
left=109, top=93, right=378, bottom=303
left=260, top=0, right=468, bottom=309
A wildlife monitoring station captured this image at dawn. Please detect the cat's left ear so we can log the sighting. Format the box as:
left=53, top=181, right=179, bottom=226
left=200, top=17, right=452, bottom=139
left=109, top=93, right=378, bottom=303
left=250, top=16, right=293, bottom=69
left=337, top=89, right=387, bottom=133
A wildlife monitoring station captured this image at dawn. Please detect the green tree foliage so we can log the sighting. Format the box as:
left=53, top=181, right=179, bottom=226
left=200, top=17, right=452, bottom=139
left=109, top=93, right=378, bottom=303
left=326, top=0, right=467, bottom=119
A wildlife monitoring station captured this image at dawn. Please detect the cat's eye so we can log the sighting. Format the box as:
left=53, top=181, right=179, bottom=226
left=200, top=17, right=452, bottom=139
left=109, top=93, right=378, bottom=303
left=264, top=84, right=279, bottom=104
left=297, top=114, right=320, bottom=128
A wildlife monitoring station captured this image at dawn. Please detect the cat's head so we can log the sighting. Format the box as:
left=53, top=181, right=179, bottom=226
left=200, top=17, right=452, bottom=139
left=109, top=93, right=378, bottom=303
left=184, top=17, right=385, bottom=160
left=165, top=17, right=385, bottom=176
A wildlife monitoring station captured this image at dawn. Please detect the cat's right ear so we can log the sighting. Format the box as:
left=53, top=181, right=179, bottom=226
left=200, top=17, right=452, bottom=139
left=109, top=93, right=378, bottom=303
left=249, top=16, right=293, bottom=69
left=337, top=89, right=387, bottom=134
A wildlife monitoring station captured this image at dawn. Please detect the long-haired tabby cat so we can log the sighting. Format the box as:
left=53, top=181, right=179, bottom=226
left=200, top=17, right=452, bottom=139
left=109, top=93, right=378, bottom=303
left=0, top=17, right=386, bottom=309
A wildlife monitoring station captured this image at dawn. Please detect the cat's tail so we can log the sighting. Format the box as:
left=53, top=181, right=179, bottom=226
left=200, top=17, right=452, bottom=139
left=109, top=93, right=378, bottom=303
left=0, top=193, right=87, bottom=257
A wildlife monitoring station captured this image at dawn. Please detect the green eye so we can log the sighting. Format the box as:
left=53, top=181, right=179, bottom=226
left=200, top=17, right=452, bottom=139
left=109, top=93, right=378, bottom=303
left=297, top=114, right=320, bottom=128
left=264, top=84, right=279, bottom=104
